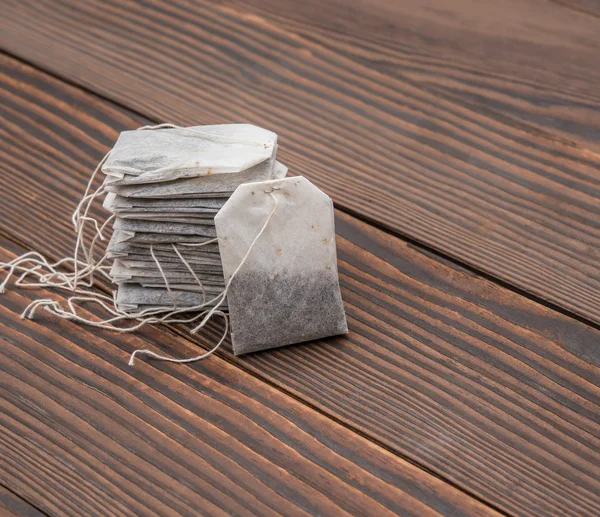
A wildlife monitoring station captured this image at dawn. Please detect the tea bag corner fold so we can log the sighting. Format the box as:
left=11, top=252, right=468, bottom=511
left=215, top=176, right=348, bottom=355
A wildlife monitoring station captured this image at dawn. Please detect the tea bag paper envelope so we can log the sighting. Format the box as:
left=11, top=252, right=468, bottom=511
left=121, top=259, right=222, bottom=271
left=116, top=284, right=224, bottom=312
left=107, top=241, right=220, bottom=258
left=113, top=218, right=217, bottom=236
left=109, top=229, right=216, bottom=245
left=102, top=124, right=276, bottom=183
left=119, top=215, right=216, bottom=225
left=140, top=283, right=228, bottom=296
left=111, top=260, right=222, bottom=277
left=215, top=176, right=348, bottom=355
left=110, top=260, right=225, bottom=284
left=103, top=193, right=226, bottom=212
left=105, top=158, right=285, bottom=199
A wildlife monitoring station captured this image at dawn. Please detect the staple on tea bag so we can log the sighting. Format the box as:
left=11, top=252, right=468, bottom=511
left=215, top=176, right=348, bottom=355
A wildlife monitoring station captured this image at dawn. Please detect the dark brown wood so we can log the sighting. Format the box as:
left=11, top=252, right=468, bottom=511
left=0, top=486, right=48, bottom=517
left=1, top=55, right=599, bottom=516
left=1, top=0, right=599, bottom=323
left=0, top=237, right=498, bottom=517
left=221, top=0, right=600, bottom=148
left=549, top=0, right=600, bottom=18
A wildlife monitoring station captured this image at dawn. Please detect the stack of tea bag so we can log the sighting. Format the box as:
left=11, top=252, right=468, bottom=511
left=100, top=124, right=286, bottom=313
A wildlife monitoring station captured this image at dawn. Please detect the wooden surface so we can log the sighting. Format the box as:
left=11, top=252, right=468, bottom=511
left=0, top=486, right=47, bottom=517
left=2, top=0, right=600, bottom=325
left=0, top=1, right=599, bottom=516
left=2, top=239, right=497, bottom=517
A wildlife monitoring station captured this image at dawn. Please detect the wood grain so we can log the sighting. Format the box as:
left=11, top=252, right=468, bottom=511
left=2, top=54, right=600, bottom=516
left=0, top=239, right=498, bottom=517
left=0, top=486, right=48, bottom=517
left=1, top=0, right=600, bottom=324
left=221, top=0, right=600, bottom=148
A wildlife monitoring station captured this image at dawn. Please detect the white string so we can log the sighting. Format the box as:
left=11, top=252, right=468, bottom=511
left=128, top=312, right=228, bottom=366
left=0, top=123, right=278, bottom=366
left=172, top=244, right=207, bottom=304
left=150, top=244, right=178, bottom=307
left=178, top=238, right=218, bottom=247
left=192, top=189, right=278, bottom=333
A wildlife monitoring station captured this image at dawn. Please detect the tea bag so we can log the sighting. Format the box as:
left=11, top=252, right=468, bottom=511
left=111, top=264, right=226, bottom=286
left=103, top=194, right=226, bottom=212
left=114, top=218, right=217, bottom=236
left=108, top=241, right=221, bottom=258
left=215, top=176, right=348, bottom=355
left=102, top=124, right=277, bottom=183
left=116, top=283, right=225, bottom=311
left=106, top=159, right=286, bottom=199
left=111, top=260, right=222, bottom=278
left=120, top=256, right=222, bottom=268
left=112, top=231, right=216, bottom=245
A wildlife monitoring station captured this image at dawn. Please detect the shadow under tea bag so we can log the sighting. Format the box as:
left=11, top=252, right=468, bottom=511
left=215, top=176, right=348, bottom=355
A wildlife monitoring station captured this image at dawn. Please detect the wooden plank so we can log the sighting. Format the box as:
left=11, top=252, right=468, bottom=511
left=1, top=54, right=600, bottom=517
left=221, top=0, right=600, bottom=149
left=0, top=486, right=48, bottom=517
left=0, top=239, right=497, bottom=517
left=1, top=0, right=600, bottom=323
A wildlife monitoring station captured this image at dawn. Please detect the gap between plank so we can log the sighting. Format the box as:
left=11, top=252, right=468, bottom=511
left=338, top=205, right=600, bottom=334
left=547, top=0, right=600, bottom=19
left=1, top=482, right=53, bottom=517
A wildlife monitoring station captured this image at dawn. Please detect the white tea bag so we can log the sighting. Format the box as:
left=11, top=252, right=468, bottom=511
left=106, top=158, right=286, bottom=199
left=215, top=176, right=348, bottom=355
left=113, top=259, right=222, bottom=275
left=110, top=260, right=225, bottom=285
left=119, top=215, right=216, bottom=225
left=102, top=124, right=277, bottom=183
left=116, top=284, right=225, bottom=312
left=103, top=193, right=225, bottom=213
left=139, top=283, right=227, bottom=295
left=109, top=229, right=216, bottom=245
left=120, top=259, right=222, bottom=271
left=122, top=255, right=222, bottom=267
left=114, top=218, right=217, bottom=236
left=107, top=242, right=221, bottom=258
